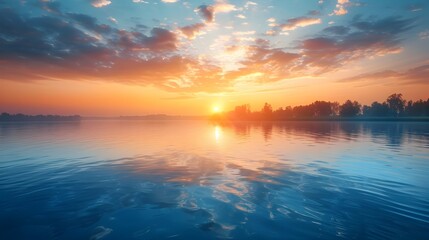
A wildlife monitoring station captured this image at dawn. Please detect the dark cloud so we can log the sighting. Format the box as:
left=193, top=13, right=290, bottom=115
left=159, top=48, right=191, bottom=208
left=34, top=0, right=61, bottom=14
left=308, top=10, right=321, bottom=16
left=111, top=28, right=177, bottom=53
left=134, top=24, right=148, bottom=31
left=196, top=5, right=214, bottom=23
left=0, top=1, right=420, bottom=93
left=180, top=23, right=205, bottom=39
left=0, top=8, right=106, bottom=61
left=144, top=28, right=177, bottom=52
left=0, top=6, right=177, bottom=57
left=0, top=6, right=229, bottom=92
left=351, top=15, right=415, bottom=34
left=322, top=26, right=350, bottom=35
left=339, top=64, right=429, bottom=84
left=67, top=13, right=113, bottom=34
left=406, top=4, right=423, bottom=12
left=229, top=15, right=417, bottom=83
left=298, top=16, right=415, bottom=73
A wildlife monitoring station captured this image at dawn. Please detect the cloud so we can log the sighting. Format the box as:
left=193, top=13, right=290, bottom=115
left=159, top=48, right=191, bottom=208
left=339, top=65, right=429, bottom=84
left=226, top=41, right=300, bottom=83
left=214, top=0, right=237, bottom=13
left=280, top=17, right=321, bottom=31
left=407, top=4, right=423, bottom=12
left=244, top=1, right=257, bottom=9
left=179, top=23, right=205, bottom=39
left=330, top=0, right=363, bottom=16
left=308, top=10, right=321, bottom=16
left=229, top=16, right=416, bottom=83
left=265, top=30, right=276, bottom=36
left=340, top=70, right=398, bottom=82
left=297, top=16, right=415, bottom=73
left=161, top=0, right=178, bottom=3
left=236, top=14, right=246, bottom=19
left=67, top=13, right=112, bottom=34
left=91, top=0, right=111, bottom=8
left=233, top=31, right=256, bottom=36
left=0, top=7, right=232, bottom=92
left=267, top=12, right=322, bottom=35
left=322, top=25, right=350, bottom=35
left=34, top=0, right=61, bottom=13
left=108, top=17, right=118, bottom=24
left=419, top=30, right=429, bottom=40
left=107, top=27, right=178, bottom=53
left=0, top=55, right=229, bottom=92
left=0, top=3, right=419, bottom=93
left=142, top=28, right=178, bottom=52
left=196, top=0, right=237, bottom=23
left=331, top=0, right=349, bottom=16
left=196, top=5, right=214, bottom=23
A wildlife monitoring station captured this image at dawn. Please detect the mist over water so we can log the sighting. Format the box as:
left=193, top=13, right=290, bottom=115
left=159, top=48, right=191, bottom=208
left=0, top=121, right=428, bottom=240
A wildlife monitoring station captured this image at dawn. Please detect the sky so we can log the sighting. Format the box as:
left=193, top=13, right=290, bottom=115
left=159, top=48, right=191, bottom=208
left=0, top=0, right=428, bottom=116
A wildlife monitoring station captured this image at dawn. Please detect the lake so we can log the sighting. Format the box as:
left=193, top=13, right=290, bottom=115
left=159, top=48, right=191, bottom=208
left=0, top=120, right=428, bottom=240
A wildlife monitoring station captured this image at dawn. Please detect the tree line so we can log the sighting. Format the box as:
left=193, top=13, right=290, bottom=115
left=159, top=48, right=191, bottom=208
left=218, top=93, right=429, bottom=121
left=0, top=113, right=81, bottom=122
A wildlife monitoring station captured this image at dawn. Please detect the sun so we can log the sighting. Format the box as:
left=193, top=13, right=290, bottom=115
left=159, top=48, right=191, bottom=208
left=212, top=106, right=221, bottom=113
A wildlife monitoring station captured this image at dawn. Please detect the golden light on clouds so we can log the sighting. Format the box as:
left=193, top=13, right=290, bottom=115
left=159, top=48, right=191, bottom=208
left=0, top=0, right=427, bottom=116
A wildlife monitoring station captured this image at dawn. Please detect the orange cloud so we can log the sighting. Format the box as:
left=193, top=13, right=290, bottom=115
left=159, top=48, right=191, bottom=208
left=91, top=0, right=111, bottom=8
left=280, top=17, right=322, bottom=31
left=339, top=65, right=429, bottom=84
left=0, top=6, right=417, bottom=94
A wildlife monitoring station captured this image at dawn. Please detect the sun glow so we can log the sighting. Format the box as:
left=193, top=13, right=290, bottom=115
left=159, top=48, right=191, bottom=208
left=212, top=106, right=221, bottom=113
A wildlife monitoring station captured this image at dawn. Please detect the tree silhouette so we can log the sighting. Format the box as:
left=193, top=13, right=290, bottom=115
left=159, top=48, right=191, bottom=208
left=386, top=93, right=406, bottom=117
left=262, top=103, right=273, bottom=115
left=232, top=104, right=251, bottom=119
left=363, top=102, right=390, bottom=117
left=405, top=99, right=429, bottom=116
left=211, top=93, right=427, bottom=121
left=273, top=106, right=293, bottom=119
left=293, top=105, right=314, bottom=118
left=312, top=101, right=335, bottom=117
left=261, top=103, right=273, bottom=119
left=339, top=100, right=361, bottom=117
left=0, top=113, right=80, bottom=121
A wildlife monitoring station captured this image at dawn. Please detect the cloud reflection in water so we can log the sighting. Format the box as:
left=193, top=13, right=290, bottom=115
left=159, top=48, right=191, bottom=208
left=0, top=121, right=428, bottom=239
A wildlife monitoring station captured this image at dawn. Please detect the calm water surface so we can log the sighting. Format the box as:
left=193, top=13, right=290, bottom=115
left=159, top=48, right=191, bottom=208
left=0, top=121, right=428, bottom=239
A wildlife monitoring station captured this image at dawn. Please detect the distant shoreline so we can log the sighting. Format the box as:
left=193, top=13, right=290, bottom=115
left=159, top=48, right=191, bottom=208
left=209, top=117, right=429, bottom=122
left=0, top=113, right=81, bottom=122
left=1, top=116, right=429, bottom=122
left=2, top=93, right=428, bottom=122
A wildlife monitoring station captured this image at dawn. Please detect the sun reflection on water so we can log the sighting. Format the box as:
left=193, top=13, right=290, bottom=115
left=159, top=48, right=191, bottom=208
left=214, top=125, right=222, bottom=142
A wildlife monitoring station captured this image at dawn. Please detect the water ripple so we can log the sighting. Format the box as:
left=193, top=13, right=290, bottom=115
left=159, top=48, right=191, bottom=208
left=0, top=121, right=428, bottom=239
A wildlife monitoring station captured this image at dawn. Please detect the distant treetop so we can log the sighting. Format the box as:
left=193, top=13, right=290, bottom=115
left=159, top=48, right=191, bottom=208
left=211, top=93, right=429, bottom=121
left=0, top=113, right=81, bottom=122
